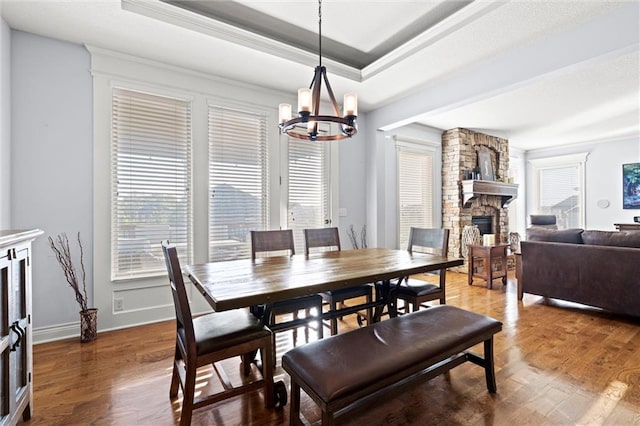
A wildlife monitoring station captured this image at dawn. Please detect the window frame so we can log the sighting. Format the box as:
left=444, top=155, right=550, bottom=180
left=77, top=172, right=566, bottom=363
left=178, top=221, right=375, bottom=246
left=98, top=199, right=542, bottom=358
left=529, top=152, right=589, bottom=229
left=207, top=104, right=270, bottom=262
left=395, top=139, right=438, bottom=250
left=284, top=134, right=338, bottom=252
left=110, top=86, right=194, bottom=281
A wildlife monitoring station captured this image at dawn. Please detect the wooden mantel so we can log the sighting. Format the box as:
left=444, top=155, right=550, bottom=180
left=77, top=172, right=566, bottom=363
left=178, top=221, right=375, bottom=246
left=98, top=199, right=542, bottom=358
left=461, top=180, right=519, bottom=208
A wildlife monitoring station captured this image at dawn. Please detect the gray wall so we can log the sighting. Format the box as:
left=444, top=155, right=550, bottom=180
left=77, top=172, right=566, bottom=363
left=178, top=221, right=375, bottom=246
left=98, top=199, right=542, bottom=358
left=11, top=31, right=93, bottom=329
left=0, top=17, right=10, bottom=228
left=338, top=112, right=367, bottom=248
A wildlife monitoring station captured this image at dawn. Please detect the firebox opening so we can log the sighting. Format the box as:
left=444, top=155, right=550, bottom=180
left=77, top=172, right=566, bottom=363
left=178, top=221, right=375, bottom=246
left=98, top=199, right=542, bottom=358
left=472, top=216, right=493, bottom=235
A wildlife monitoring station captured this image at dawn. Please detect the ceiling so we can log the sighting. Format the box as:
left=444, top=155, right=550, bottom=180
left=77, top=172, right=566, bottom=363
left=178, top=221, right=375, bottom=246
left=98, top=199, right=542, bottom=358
left=1, top=0, right=639, bottom=151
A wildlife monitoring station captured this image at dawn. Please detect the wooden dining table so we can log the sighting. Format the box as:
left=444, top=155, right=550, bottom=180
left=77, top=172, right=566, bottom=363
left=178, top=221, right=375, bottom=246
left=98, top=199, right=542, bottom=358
left=185, top=247, right=464, bottom=322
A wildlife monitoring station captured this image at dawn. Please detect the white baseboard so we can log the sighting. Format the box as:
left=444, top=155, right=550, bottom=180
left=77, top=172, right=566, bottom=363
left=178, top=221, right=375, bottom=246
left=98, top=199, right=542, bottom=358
left=32, top=314, right=177, bottom=345
left=33, top=321, right=80, bottom=344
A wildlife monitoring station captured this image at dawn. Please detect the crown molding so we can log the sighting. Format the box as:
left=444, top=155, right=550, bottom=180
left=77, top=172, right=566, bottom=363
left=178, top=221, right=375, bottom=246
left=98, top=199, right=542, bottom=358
left=362, top=1, right=506, bottom=80
left=121, top=0, right=362, bottom=82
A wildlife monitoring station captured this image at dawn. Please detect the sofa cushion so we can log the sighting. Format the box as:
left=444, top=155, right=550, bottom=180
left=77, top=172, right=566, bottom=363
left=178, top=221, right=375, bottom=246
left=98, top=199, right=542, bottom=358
left=526, top=227, right=584, bottom=244
left=582, top=230, right=640, bottom=248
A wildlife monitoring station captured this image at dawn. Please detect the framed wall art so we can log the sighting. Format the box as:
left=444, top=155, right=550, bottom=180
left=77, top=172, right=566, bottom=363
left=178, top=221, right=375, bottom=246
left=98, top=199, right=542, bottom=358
left=623, top=162, right=640, bottom=209
left=477, top=149, right=495, bottom=181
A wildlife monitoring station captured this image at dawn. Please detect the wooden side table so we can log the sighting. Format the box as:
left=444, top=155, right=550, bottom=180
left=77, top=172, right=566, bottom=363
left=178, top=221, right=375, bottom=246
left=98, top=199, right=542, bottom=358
left=468, top=244, right=509, bottom=289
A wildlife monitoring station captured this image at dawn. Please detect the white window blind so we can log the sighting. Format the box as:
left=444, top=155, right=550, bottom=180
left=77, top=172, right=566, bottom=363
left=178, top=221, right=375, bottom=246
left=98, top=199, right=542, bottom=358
left=111, top=88, right=192, bottom=280
left=209, top=106, right=268, bottom=262
left=287, top=137, right=331, bottom=252
left=539, top=165, right=581, bottom=229
left=397, top=145, right=434, bottom=250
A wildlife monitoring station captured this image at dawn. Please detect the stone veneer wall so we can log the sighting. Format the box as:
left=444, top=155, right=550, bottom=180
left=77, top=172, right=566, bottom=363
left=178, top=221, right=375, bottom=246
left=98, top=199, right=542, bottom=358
left=441, top=128, right=510, bottom=269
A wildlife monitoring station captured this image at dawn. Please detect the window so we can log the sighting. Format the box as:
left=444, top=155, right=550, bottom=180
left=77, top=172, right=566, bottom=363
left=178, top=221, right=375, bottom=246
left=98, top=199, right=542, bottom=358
left=208, top=106, right=268, bottom=261
left=530, top=153, right=588, bottom=229
left=286, top=136, right=332, bottom=251
left=397, top=142, right=435, bottom=249
left=111, top=88, right=192, bottom=279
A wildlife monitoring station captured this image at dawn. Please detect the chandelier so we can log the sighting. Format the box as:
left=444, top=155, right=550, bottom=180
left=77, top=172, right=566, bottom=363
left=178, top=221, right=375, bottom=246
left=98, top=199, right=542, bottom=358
left=278, top=0, right=358, bottom=141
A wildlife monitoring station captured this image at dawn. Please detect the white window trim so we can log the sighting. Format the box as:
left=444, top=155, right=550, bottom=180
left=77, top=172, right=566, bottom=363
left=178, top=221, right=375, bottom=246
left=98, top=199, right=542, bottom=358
left=529, top=152, right=589, bottom=228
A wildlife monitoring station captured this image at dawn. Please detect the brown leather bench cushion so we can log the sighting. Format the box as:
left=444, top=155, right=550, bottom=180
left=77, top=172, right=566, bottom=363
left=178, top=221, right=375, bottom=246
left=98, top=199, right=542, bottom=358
left=282, top=305, right=502, bottom=403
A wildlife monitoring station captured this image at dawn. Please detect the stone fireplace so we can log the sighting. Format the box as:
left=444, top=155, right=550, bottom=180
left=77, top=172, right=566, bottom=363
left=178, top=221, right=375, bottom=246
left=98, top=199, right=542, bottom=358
left=441, top=128, right=518, bottom=269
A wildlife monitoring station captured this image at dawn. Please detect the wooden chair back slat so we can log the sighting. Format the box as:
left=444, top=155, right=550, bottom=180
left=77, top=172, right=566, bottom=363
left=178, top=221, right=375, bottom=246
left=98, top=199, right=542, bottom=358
left=407, top=228, right=449, bottom=257
left=304, top=227, right=341, bottom=255
left=251, top=230, right=295, bottom=259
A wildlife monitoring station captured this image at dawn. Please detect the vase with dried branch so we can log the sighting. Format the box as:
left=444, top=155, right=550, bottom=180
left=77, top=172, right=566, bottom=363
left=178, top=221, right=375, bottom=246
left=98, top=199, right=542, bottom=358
left=48, top=232, right=97, bottom=342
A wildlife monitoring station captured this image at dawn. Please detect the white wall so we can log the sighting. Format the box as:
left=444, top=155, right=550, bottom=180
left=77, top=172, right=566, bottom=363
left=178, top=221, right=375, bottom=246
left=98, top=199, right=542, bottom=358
left=525, top=137, right=640, bottom=231
left=585, top=138, right=640, bottom=229
left=0, top=17, right=10, bottom=228
left=11, top=31, right=93, bottom=336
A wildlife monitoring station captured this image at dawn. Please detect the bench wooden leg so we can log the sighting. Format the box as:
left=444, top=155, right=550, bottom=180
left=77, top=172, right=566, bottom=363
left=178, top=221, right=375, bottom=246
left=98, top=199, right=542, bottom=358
left=321, top=410, right=335, bottom=426
left=484, top=337, right=497, bottom=393
left=289, top=380, right=301, bottom=426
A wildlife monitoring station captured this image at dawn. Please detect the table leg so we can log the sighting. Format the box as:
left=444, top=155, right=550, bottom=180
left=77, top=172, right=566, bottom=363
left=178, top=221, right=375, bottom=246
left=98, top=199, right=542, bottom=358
left=468, top=256, right=473, bottom=286
left=372, top=280, right=398, bottom=321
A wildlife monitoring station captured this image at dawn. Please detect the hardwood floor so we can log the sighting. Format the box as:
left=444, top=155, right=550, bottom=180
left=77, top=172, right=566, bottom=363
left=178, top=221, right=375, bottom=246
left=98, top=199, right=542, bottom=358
left=23, top=271, right=640, bottom=425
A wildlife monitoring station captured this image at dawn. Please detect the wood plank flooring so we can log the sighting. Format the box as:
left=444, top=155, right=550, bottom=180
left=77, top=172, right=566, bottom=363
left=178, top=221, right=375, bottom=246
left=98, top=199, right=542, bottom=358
left=22, top=271, right=640, bottom=425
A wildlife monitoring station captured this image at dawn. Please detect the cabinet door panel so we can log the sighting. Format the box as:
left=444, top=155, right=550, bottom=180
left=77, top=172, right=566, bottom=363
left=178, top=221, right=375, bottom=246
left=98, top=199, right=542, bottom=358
left=0, top=255, right=10, bottom=422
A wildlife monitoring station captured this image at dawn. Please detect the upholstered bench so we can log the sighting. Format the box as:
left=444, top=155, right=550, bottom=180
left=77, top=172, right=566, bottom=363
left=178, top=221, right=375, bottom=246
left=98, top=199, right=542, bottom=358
left=281, top=305, right=502, bottom=425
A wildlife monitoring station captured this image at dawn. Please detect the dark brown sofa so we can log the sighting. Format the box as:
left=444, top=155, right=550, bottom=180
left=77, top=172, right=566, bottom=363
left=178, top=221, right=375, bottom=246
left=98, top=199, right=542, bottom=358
left=519, top=228, right=640, bottom=318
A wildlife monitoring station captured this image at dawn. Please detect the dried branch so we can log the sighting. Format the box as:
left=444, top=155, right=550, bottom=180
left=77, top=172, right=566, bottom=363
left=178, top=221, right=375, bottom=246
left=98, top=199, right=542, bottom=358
left=360, top=225, right=367, bottom=249
left=348, top=225, right=359, bottom=249
left=48, top=232, right=89, bottom=312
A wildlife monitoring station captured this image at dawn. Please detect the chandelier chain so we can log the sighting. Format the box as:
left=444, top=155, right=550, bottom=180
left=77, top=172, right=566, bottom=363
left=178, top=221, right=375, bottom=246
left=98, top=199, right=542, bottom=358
left=318, top=0, right=322, bottom=68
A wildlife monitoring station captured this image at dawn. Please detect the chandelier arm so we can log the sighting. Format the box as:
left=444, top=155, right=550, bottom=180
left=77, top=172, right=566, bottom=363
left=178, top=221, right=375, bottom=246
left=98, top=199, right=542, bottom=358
left=311, top=67, right=323, bottom=116
left=321, top=68, right=343, bottom=117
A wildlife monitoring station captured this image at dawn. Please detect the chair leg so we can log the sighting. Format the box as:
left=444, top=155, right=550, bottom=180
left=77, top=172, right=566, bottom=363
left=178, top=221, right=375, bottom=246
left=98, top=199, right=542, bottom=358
left=271, top=333, right=278, bottom=368
left=261, top=343, right=275, bottom=408
left=303, top=310, right=309, bottom=343
left=179, top=361, right=196, bottom=426
left=316, top=305, right=323, bottom=339
left=169, top=343, right=180, bottom=398
left=289, top=380, right=301, bottom=425
left=169, top=361, right=180, bottom=398
left=330, top=299, right=338, bottom=336
left=241, top=353, right=252, bottom=376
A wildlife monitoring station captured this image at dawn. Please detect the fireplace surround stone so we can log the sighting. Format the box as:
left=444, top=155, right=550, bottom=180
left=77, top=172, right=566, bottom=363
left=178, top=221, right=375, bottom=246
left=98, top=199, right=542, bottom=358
left=441, top=128, right=517, bottom=270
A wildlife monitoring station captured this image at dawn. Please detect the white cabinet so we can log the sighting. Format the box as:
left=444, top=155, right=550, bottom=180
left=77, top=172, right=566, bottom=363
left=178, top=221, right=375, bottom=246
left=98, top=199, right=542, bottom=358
left=0, top=230, right=42, bottom=426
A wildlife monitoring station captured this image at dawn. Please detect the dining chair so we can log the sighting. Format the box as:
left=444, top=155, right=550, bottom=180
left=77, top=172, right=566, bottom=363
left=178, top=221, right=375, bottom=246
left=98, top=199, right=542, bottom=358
left=250, top=230, right=323, bottom=350
left=161, top=241, right=285, bottom=425
left=393, top=227, right=450, bottom=313
left=304, top=227, right=372, bottom=335
left=529, top=214, right=558, bottom=229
